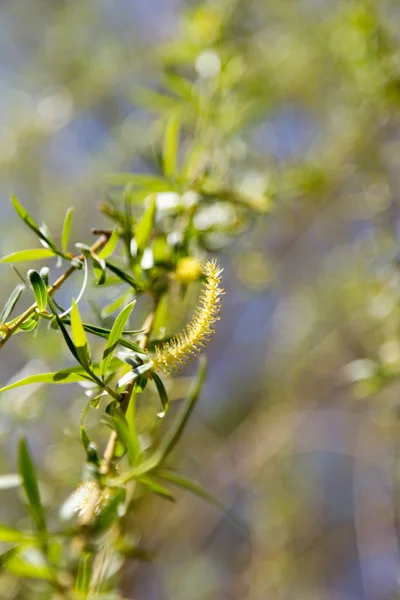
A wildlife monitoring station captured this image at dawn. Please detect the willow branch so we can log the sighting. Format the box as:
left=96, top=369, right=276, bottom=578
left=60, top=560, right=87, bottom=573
left=0, top=232, right=111, bottom=349
left=77, top=299, right=159, bottom=530
left=101, top=300, right=159, bottom=474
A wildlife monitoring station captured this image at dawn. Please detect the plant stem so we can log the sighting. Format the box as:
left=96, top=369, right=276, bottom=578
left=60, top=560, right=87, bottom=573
left=0, top=232, right=111, bottom=349
left=76, top=297, right=159, bottom=531
left=101, top=299, right=159, bottom=474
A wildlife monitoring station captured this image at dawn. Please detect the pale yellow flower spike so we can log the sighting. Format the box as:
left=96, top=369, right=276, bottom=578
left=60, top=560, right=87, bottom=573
left=152, top=259, right=224, bottom=374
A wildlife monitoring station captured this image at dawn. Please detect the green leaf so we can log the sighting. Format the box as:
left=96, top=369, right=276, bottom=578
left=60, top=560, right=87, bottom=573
left=27, top=270, right=48, bottom=312
left=18, top=438, right=46, bottom=533
left=61, top=207, right=74, bottom=254
left=163, top=113, right=180, bottom=179
left=1, top=249, right=55, bottom=263
left=154, top=470, right=247, bottom=534
left=75, top=553, right=92, bottom=594
left=91, top=252, right=106, bottom=285
left=48, top=298, right=81, bottom=363
left=106, top=173, right=169, bottom=192
left=135, top=196, right=156, bottom=252
left=2, top=548, right=53, bottom=581
left=0, top=368, right=92, bottom=394
left=105, top=261, right=142, bottom=290
left=0, top=284, right=25, bottom=325
left=10, top=195, right=43, bottom=238
left=116, top=357, right=153, bottom=389
left=151, top=371, right=169, bottom=413
left=98, top=227, right=120, bottom=259
left=0, top=524, right=31, bottom=543
left=106, top=407, right=139, bottom=466
left=71, top=301, right=92, bottom=371
left=125, top=383, right=139, bottom=457
left=91, top=488, right=126, bottom=536
left=154, top=469, right=224, bottom=510
left=10, top=195, right=57, bottom=251
left=101, top=300, right=136, bottom=377
left=119, top=359, right=207, bottom=486
left=47, top=537, right=62, bottom=568
left=138, top=476, right=175, bottom=502
left=100, top=291, right=134, bottom=319
left=157, top=357, right=206, bottom=462
left=164, top=73, right=195, bottom=101
left=134, top=86, right=180, bottom=113
left=58, top=318, right=143, bottom=353
left=118, top=454, right=160, bottom=485
left=19, top=313, right=39, bottom=332
left=80, top=400, right=92, bottom=451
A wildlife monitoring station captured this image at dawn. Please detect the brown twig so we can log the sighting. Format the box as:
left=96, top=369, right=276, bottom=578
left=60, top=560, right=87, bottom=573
left=0, top=232, right=111, bottom=349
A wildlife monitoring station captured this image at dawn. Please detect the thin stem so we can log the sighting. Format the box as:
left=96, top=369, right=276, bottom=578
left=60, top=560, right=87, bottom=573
left=0, top=233, right=111, bottom=349
left=77, top=297, right=159, bottom=530
left=101, top=299, right=159, bottom=474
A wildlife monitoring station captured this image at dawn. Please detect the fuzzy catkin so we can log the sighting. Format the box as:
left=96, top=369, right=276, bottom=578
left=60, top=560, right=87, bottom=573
left=151, top=259, right=224, bottom=374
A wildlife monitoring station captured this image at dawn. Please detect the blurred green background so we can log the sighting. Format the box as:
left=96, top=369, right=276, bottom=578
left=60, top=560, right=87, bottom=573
left=2, top=0, right=400, bottom=598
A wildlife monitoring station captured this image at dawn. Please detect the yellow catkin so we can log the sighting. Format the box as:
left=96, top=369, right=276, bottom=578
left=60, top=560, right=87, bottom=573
left=152, top=259, right=224, bottom=374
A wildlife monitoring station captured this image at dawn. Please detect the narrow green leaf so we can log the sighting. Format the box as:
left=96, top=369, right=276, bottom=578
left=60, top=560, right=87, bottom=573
left=27, top=270, right=48, bottom=312
left=10, top=195, right=56, bottom=250
left=107, top=407, right=139, bottom=466
left=155, top=470, right=247, bottom=534
left=134, top=86, right=180, bottom=113
left=164, top=73, right=195, bottom=101
left=138, top=476, right=175, bottom=502
left=71, top=301, right=92, bottom=371
left=135, top=196, right=156, bottom=252
left=90, top=394, right=103, bottom=409
left=80, top=400, right=92, bottom=451
left=3, top=549, right=53, bottom=581
left=0, top=369, right=92, bottom=394
left=91, top=488, right=126, bottom=536
left=101, top=300, right=136, bottom=377
left=118, top=359, right=207, bottom=487
left=118, top=453, right=160, bottom=485
left=105, top=261, right=142, bottom=290
left=151, top=371, right=169, bottom=413
left=97, top=227, right=120, bottom=259
left=47, top=538, right=62, bottom=568
left=1, top=249, right=55, bottom=263
left=10, top=195, right=41, bottom=237
left=19, top=313, right=39, bottom=332
left=61, top=207, right=74, bottom=254
left=154, top=469, right=224, bottom=510
left=58, top=318, right=143, bottom=353
left=0, top=524, right=31, bottom=543
left=116, top=359, right=153, bottom=389
left=48, top=298, right=81, bottom=363
left=18, top=438, right=46, bottom=533
left=39, top=266, right=49, bottom=286
left=0, top=548, right=18, bottom=567
left=75, top=553, right=92, bottom=594
left=0, top=284, right=25, bottom=325
left=157, top=357, right=206, bottom=462
left=100, top=291, right=134, bottom=319
left=163, top=113, right=180, bottom=179
left=125, top=385, right=139, bottom=463
left=38, top=223, right=55, bottom=249
left=91, top=252, right=106, bottom=285
left=105, top=173, right=169, bottom=191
